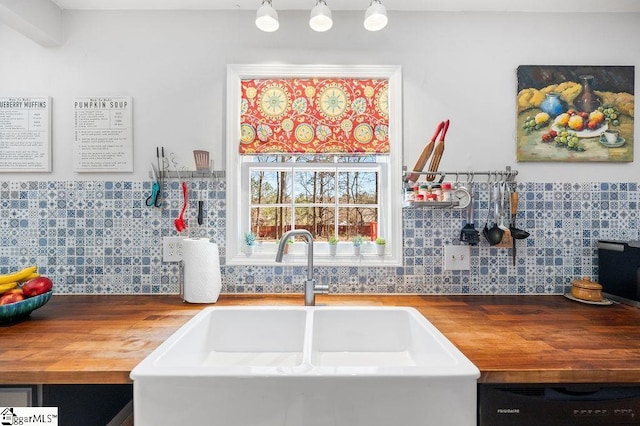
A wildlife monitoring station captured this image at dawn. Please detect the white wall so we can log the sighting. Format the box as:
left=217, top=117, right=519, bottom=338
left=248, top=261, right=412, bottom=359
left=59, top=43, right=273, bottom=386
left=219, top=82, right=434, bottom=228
left=1, top=9, right=638, bottom=182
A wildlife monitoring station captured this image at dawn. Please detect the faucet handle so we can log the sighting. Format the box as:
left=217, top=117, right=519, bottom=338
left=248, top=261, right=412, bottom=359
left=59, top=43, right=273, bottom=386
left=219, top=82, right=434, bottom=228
left=314, top=282, right=329, bottom=294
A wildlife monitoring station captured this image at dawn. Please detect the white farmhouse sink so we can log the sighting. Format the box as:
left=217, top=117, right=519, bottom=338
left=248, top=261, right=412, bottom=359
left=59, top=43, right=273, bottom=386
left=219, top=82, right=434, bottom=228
left=131, top=306, right=480, bottom=426
left=150, top=307, right=307, bottom=371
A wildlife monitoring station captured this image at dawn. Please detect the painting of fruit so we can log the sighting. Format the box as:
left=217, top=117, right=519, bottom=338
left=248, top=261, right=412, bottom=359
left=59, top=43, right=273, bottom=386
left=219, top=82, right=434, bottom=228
left=568, top=114, right=584, bottom=131
left=516, top=65, right=634, bottom=162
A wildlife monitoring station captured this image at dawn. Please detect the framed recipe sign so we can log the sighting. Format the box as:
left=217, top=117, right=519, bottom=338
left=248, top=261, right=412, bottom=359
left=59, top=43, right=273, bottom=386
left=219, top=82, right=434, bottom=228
left=73, top=96, right=133, bottom=172
left=0, top=96, right=52, bottom=172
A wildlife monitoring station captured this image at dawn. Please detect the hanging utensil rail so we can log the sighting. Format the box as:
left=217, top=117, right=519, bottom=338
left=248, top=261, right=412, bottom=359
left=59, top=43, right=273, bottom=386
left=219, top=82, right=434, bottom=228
left=403, top=166, right=518, bottom=209
left=403, top=166, right=517, bottom=183
left=148, top=170, right=225, bottom=180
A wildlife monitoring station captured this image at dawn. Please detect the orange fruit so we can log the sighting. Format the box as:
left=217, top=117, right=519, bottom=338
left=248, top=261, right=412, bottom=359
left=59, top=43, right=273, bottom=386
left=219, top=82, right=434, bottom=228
left=568, top=115, right=584, bottom=131
left=554, top=113, right=570, bottom=127
left=589, top=110, right=605, bottom=125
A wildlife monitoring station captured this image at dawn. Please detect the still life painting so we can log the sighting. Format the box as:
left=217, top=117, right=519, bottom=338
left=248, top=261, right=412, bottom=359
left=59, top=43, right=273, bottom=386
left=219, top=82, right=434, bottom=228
left=516, top=65, right=634, bottom=162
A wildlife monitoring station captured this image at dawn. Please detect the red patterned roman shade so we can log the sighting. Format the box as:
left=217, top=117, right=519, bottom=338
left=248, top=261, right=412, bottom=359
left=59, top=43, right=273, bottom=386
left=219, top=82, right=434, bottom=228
left=239, top=78, right=389, bottom=154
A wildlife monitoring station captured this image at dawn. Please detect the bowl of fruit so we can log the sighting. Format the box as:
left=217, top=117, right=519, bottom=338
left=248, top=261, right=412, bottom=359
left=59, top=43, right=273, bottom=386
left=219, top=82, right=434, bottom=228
left=551, top=106, right=620, bottom=139
left=0, top=266, right=53, bottom=323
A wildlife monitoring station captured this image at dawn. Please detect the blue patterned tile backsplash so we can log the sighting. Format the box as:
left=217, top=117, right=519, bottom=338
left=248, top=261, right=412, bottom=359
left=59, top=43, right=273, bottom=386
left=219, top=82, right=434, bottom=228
left=1, top=179, right=637, bottom=296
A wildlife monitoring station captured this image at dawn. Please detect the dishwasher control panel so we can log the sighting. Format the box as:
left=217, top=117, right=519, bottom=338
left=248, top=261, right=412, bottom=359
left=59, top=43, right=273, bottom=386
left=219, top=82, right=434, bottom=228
left=479, top=384, right=640, bottom=425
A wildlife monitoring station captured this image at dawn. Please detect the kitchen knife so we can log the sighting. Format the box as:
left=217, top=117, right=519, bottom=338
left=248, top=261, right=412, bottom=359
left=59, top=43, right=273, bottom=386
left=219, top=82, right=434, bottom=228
left=510, top=191, right=518, bottom=266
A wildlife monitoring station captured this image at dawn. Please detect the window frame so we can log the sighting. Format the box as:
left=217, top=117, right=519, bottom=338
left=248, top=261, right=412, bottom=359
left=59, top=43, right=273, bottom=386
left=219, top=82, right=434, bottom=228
left=226, top=64, right=403, bottom=266
left=242, top=157, right=387, bottom=256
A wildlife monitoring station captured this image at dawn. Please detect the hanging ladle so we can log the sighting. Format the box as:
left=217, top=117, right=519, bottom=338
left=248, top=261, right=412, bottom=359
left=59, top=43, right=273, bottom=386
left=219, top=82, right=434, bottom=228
left=482, top=173, right=493, bottom=242
left=488, top=180, right=505, bottom=245
left=498, top=179, right=510, bottom=232
left=484, top=175, right=504, bottom=245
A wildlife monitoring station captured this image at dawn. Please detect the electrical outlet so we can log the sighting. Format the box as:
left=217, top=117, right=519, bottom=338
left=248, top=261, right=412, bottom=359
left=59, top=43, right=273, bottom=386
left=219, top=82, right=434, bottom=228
left=163, top=236, right=187, bottom=262
left=444, top=245, right=470, bottom=271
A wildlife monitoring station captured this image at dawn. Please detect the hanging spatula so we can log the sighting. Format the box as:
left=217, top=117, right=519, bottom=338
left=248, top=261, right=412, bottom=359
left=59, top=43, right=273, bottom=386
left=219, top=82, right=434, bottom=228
left=193, top=150, right=209, bottom=225
left=459, top=182, right=479, bottom=245
left=174, top=181, right=188, bottom=232
left=193, top=150, right=210, bottom=173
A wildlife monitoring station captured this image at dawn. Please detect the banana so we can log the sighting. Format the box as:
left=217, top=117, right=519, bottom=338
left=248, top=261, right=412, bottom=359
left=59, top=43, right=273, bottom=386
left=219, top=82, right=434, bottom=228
left=0, top=266, right=38, bottom=285
left=0, top=281, right=18, bottom=294
left=20, top=272, right=40, bottom=282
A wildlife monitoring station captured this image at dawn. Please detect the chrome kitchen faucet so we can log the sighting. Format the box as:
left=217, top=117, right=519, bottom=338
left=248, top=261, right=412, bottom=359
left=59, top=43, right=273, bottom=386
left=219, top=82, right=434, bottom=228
left=275, top=229, right=328, bottom=306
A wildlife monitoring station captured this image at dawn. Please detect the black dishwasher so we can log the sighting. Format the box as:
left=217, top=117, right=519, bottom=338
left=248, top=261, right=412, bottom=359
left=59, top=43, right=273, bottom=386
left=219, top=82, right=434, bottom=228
left=478, top=383, right=640, bottom=425
left=597, top=240, right=640, bottom=306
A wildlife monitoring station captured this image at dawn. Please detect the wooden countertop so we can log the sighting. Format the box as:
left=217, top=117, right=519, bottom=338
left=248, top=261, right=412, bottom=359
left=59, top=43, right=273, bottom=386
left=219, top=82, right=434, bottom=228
left=2, top=294, right=640, bottom=385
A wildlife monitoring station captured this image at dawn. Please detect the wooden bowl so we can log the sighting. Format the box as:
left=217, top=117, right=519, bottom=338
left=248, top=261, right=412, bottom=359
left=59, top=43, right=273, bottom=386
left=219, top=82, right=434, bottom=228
left=571, top=277, right=603, bottom=302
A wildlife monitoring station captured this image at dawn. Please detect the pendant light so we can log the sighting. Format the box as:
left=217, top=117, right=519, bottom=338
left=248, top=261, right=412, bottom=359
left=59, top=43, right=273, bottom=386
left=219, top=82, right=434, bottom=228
left=256, top=0, right=279, bottom=32
left=364, top=0, right=388, bottom=31
left=309, top=0, right=333, bottom=32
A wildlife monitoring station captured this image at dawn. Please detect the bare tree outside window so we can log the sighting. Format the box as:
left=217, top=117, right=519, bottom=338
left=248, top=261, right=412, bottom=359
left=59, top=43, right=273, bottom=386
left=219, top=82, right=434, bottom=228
left=249, top=155, right=380, bottom=243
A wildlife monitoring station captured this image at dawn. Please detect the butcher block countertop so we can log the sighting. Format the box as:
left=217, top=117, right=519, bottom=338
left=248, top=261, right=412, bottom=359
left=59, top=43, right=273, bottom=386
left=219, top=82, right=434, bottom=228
left=2, top=294, right=640, bottom=385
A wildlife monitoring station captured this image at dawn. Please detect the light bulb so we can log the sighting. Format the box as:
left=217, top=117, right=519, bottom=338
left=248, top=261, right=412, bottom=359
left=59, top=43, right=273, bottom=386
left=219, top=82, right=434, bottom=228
left=364, top=0, right=388, bottom=31
left=256, top=0, right=279, bottom=32
left=309, top=0, right=333, bottom=32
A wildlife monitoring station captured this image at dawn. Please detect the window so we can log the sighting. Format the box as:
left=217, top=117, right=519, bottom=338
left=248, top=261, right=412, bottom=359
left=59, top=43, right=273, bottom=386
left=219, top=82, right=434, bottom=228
left=246, top=154, right=384, bottom=239
left=226, top=65, right=402, bottom=266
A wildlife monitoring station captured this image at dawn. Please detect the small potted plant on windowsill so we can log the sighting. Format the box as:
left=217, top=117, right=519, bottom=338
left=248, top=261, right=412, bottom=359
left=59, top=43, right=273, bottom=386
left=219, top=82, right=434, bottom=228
left=328, top=235, right=339, bottom=256
left=352, top=235, right=364, bottom=256
left=244, top=232, right=256, bottom=256
left=375, top=237, right=386, bottom=256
